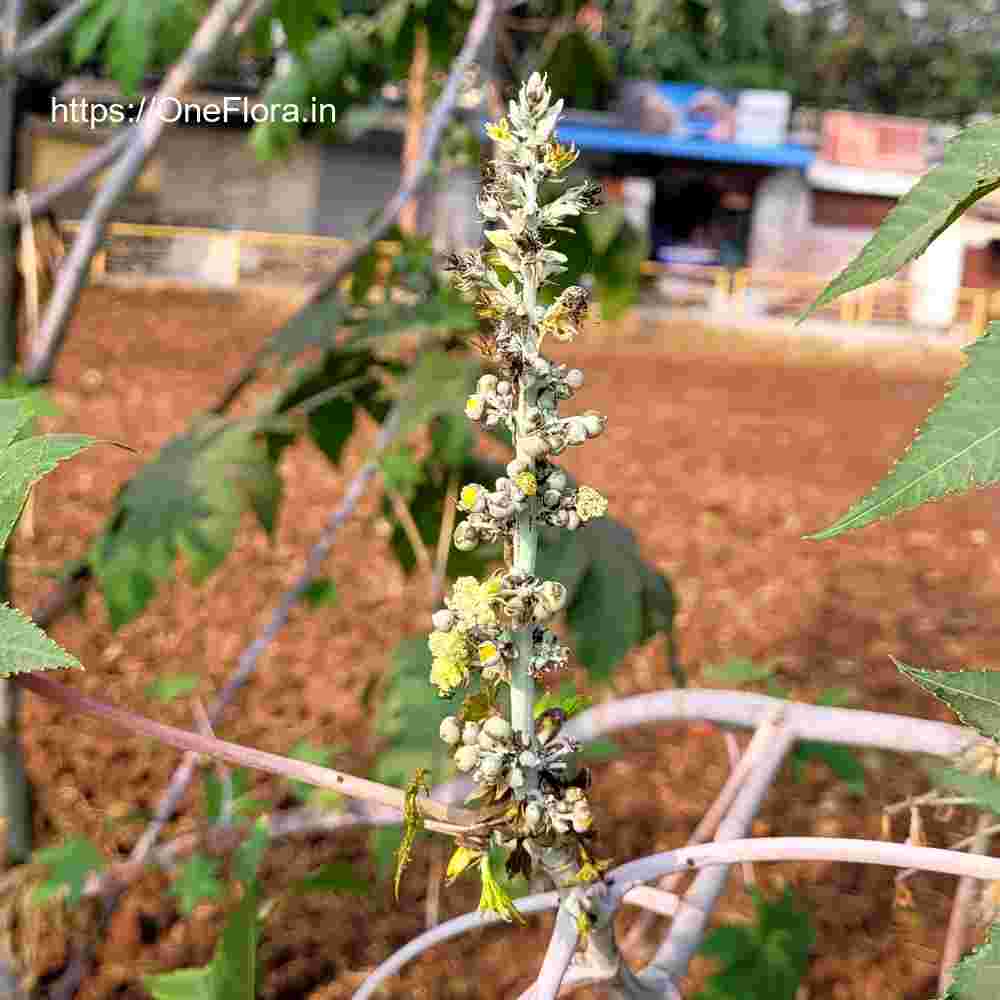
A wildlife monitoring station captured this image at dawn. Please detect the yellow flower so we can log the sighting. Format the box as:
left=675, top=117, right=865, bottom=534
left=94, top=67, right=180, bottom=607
left=430, top=657, right=468, bottom=697
left=465, top=395, right=485, bottom=420
left=513, top=471, right=537, bottom=496
left=484, top=118, right=513, bottom=144
left=447, top=576, right=501, bottom=628
left=428, top=628, right=470, bottom=664
left=478, top=641, right=500, bottom=667
left=576, top=485, right=608, bottom=522
left=459, top=483, right=484, bottom=512
left=544, top=140, right=579, bottom=174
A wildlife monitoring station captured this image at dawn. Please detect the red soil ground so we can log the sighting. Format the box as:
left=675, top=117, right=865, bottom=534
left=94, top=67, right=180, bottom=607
left=8, top=287, right=1000, bottom=999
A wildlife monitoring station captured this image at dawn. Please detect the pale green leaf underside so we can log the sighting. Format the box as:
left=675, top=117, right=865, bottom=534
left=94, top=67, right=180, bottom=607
left=809, top=324, right=1000, bottom=539
left=944, top=922, right=1000, bottom=999
left=803, top=118, right=1000, bottom=318
left=0, top=604, right=81, bottom=676
left=895, top=658, right=1000, bottom=741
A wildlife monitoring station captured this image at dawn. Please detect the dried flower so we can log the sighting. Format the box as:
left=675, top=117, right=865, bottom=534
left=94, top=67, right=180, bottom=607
left=575, top=485, right=608, bottom=522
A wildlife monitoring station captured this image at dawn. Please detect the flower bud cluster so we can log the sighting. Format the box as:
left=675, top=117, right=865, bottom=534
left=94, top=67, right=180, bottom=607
left=463, top=372, right=515, bottom=431
left=525, top=785, right=593, bottom=837
left=428, top=572, right=571, bottom=695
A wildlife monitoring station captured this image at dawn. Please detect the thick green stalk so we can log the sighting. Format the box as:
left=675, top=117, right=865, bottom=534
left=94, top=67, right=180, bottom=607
left=510, top=275, right=539, bottom=770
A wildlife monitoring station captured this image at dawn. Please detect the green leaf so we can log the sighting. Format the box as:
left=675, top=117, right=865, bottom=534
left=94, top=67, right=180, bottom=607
left=0, top=424, right=95, bottom=553
left=579, top=738, right=621, bottom=761
left=0, top=604, right=81, bottom=676
left=170, top=854, right=223, bottom=916
left=71, top=0, right=120, bottom=66
left=386, top=350, right=480, bottom=446
left=804, top=120, right=1000, bottom=319
left=33, top=837, right=104, bottom=907
left=895, top=659, right=1000, bottom=741
left=534, top=684, right=593, bottom=720
left=233, top=818, right=270, bottom=886
left=704, top=658, right=780, bottom=685
left=146, top=876, right=260, bottom=1000
left=202, top=768, right=251, bottom=827
left=350, top=244, right=380, bottom=305
left=302, top=578, right=338, bottom=608
left=143, top=965, right=216, bottom=1000
left=291, top=861, right=369, bottom=896
left=695, top=889, right=814, bottom=1000
left=810, top=326, right=1000, bottom=539
left=145, top=674, right=199, bottom=703
left=944, top=922, right=1000, bottom=999
left=932, top=766, right=1000, bottom=817
left=370, top=825, right=403, bottom=885
left=91, top=418, right=281, bottom=627
left=792, top=742, right=866, bottom=795
left=107, top=0, right=155, bottom=95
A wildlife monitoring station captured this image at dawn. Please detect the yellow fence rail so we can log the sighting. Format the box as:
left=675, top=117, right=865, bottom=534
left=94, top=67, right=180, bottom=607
left=59, top=221, right=995, bottom=341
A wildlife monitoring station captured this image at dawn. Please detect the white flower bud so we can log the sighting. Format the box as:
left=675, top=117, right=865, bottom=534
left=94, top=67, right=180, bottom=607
left=564, top=787, right=584, bottom=803
left=546, top=470, right=568, bottom=492
left=432, top=609, right=456, bottom=632
left=480, top=754, right=504, bottom=779
left=454, top=745, right=480, bottom=772
left=439, top=716, right=462, bottom=745
left=539, top=580, right=568, bottom=616
left=565, top=418, right=588, bottom=446
left=478, top=373, right=498, bottom=395
left=497, top=380, right=513, bottom=396
left=507, top=458, right=529, bottom=478
left=462, top=722, right=480, bottom=746
left=478, top=729, right=500, bottom=752
left=543, top=489, right=561, bottom=508
left=484, top=716, right=513, bottom=742
left=581, top=411, right=606, bottom=438
left=566, top=511, right=581, bottom=531
left=519, top=750, right=539, bottom=768
left=566, top=369, right=584, bottom=390
left=510, top=766, right=525, bottom=788
left=453, top=522, right=479, bottom=551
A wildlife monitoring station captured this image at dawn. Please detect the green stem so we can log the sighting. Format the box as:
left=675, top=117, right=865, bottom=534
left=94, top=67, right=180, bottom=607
left=510, top=270, right=539, bottom=785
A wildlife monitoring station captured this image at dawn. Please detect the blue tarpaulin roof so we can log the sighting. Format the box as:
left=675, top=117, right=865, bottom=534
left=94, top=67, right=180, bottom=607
left=555, top=121, right=816, bottom=170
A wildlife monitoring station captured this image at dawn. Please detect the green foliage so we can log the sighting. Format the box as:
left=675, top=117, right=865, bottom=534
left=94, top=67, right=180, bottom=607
left=374, top=638, right=451, bottom=787
left=791, top=742, right=866, bottom=796
left=287, top=741, right=345, bottom=806
left=202, top=768, right=269, bottom=825
left=534, top=684, right=593, bottom=719
left=0, top=398, right=94, bottom=553
left=170, top=853, right=224, bottom=916
left=944, top=922, right=1000, bottom=999
left=33, top=837, right=105, bottom=907
left=0, top=604, right=81, bottom=676
left=145, top=820, right=268, bottom=1000
left=932, top=766, right=1000, bottom=817
left=291, top=861, right=369, bottom=896
left=393, top=768, right=428, bottom=899
left=91, top=418, right=281, bottom=628
left=535, top=515, right=677, bottom=683
left=809, top=326, right=1000, bottom=539
left=895, top=660, right=1000, bottom=742
left=144, top=880, right=260, bottom=1000
left=695, top=889, right=814, bottom=1000
left=145, top=673, right=200, bottom=703
left=301, top=578, right=338, bottom=608
left=705, top=658, right=785, bottom=696
left=804, top=121, right=1000, bottom=319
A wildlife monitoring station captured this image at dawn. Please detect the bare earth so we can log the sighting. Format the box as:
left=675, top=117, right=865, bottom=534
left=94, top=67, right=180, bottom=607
left=12, top=287, right=999, bottom=999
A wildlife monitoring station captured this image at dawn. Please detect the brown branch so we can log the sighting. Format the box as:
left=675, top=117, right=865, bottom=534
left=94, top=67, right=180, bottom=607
left=0, top=0, right=95, bottom=75
left=17, top=672, right=479, bottom=833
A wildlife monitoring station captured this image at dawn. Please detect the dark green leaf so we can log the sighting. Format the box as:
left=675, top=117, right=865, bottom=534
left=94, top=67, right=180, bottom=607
left=33, top=837, right=104, bottom=907
left=792, top=742, right=865, bottom=795
left=302, top=578, right=338, bottom=608
left=695, top=889, right=813, bottom=1000
left=234, top=818, right=270, bottom=886
left=0, top=604, right=81, bottom=676
left=91, top=419, right=281, bottom=628
left=804, top=120, right=1000, bottom=319
left=896, top=660, right=1000, bottom=741
left=704, top=658, right=780, bottom=685
left=145, top=674, right=199, bottom=703
left=810, top=326, right=1000, bottom=539
left=944, top=922, right=1000, bottom=998
left=291, top=861, right=369, bottom=896
left=170, top=854, right=223, bottom=916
